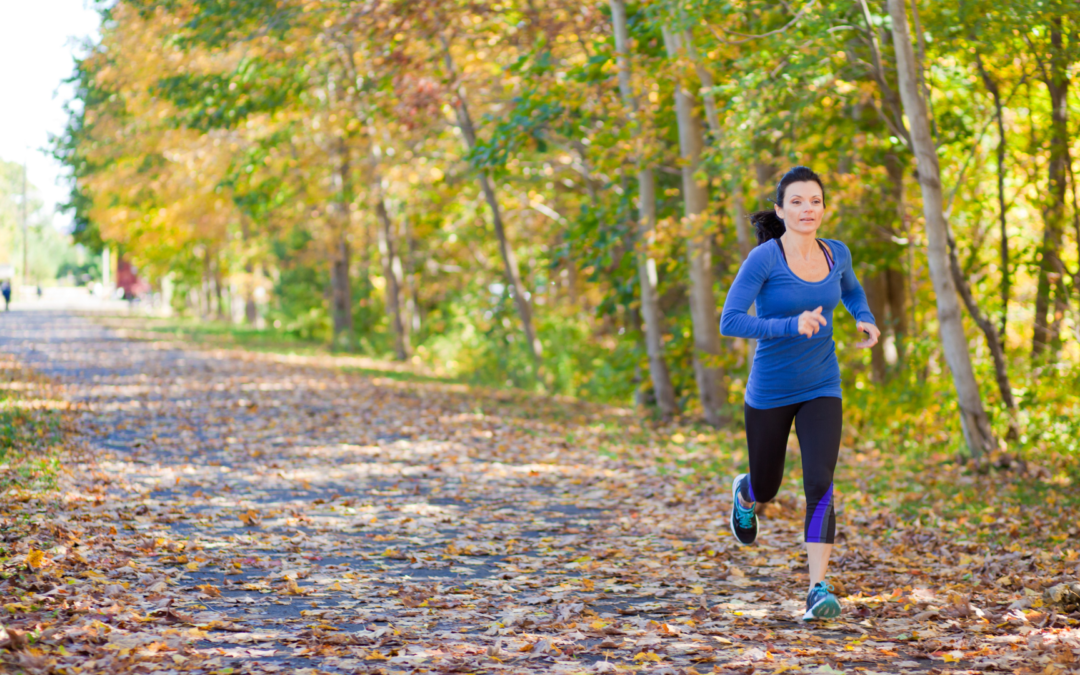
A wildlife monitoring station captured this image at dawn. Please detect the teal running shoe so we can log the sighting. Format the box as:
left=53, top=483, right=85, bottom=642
left=803, top=581, right=842, bottom=621
left=730, top=474, right=757, bottom=545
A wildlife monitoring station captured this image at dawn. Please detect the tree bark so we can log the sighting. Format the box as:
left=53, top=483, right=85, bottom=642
left=439, top=34, right=543, bottom=373
left=945, top=227, right=1019, bottom=440
left=864, top=272, right=888, bottom=382
left=883, top=153, right=909, bottom=365
left=664, top=26, right=727, bottom=427
left=866, top=153, right=910, bottom=379
left=402, top=213, right=422, bottom=335
left=375, top=191, right=410, bottom=361
left=610, top=0, right=677, bottom=419
left=682, top=29, right=757, bottom=367
left=329, top=137, right=353, bottom=345
left=213, top=254, right=226, bottom=321
left=973, top=52, right=1010, bottom=340
left=886, top=0, right=998, bottom=458
left=1033, top=17, right=1069, bottom=362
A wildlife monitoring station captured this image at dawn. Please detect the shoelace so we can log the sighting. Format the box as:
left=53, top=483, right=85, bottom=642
left=735, top=500, right=755, bottom=529
left=809, top=582, right=835, bottom=600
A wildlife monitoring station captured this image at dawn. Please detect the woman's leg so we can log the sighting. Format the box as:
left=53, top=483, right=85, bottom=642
left=743, top=401, right=799, bottom=505
left=793, top=397, right=843, bottom=591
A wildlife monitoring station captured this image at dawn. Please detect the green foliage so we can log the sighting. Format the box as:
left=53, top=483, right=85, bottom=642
left=52, top=0, right=1080, bottom=466
left=155, top=58, right=308, bottom=131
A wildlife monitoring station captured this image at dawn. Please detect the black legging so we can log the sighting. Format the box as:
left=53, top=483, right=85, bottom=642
left=740, top=397, right=842, bottom=544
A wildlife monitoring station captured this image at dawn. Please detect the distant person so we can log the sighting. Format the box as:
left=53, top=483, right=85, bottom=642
left=1, top=280, right=9, bottom=311
left=720, top=166, right=880, bottom=621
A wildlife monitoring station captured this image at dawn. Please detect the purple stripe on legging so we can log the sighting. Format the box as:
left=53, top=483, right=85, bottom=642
left=745, top=476, right=756, bottom=503
left=807, top=483, right=833, bottom=543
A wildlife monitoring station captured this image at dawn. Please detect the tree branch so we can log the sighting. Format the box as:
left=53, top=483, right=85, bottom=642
left=702, top=0, right=817, bottom=45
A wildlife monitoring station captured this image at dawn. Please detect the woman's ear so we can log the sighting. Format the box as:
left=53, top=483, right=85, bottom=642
left=774, top=203, right=784, bottom=221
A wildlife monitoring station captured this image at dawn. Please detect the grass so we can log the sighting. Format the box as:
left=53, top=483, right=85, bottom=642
left=96, top=314, right=333, bottom=356
left=0, top=362, right=66, bottom=492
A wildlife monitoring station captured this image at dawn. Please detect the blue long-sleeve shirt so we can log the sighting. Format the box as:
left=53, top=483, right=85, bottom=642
left=720, top=238, right=875, bottom=409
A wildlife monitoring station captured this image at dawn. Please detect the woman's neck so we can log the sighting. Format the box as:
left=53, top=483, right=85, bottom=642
left=781, top=229, right=819, bottom=260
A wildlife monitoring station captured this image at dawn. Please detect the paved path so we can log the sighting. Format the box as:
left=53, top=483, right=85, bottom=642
left=0, top=311, right=1015, bottom=674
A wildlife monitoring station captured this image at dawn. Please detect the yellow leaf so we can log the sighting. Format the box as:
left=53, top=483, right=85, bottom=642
left=590, top=620, right=609, bottom=631
left=286, top=579, right=305, bottom=595
left=366, top=650, right=389, bottom=661
left=186, top=561, right=199, bottom=572
left=691, top=585, right=705, bottom=595
left=633, top=651, right=663, bottom=662
left=580, top=578, right=595, bottom=591
left=942, top=651, right=963, bottom=663
left=25, top=549, right=46, bottom=569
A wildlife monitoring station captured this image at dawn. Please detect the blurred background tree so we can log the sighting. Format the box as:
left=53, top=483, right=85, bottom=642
left=54, top=0, right=1080, bottom=460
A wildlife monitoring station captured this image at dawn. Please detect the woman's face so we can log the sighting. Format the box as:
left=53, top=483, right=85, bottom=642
left=774, top=181, right=825, bottom=236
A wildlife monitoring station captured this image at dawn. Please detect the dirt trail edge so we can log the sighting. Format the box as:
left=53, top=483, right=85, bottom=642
left=0, top=311, right=1074, bottom=675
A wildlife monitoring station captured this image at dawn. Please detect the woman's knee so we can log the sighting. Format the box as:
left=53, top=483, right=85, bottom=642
left=803, top=478, right=833, bottom=506
left=751, top=481, right=780, bottom=504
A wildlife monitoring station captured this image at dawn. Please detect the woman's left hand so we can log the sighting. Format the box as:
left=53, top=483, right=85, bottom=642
left=855, top=322, right=880, bottom=349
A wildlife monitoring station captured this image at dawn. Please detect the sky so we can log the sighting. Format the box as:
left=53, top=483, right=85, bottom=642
left=0, top=0, right=103, bottom=232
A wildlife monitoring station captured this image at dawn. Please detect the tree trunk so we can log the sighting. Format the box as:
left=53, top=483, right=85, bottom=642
left=885, top=267, right=908, bottom=361
left=883, top=153, right=909, bottom=365
left=375, top=192, right=409, bottom=361
left=202, top=248, right=213, bottom=320
left=864, top=153, right=910, bottom=379
left=664, top=26, right=727, bottom=427
left=439, top=34, right=543, bottom=373
left=329, top=137, right=353, bottom=345
left=682, top=29, right=757, bottom=367
left=1033, top=17, right=1069, bottom=362
left=213, top=257, right=226, bottom=321
left=864, top=272, right=889, bottom=382
left=886, top=0, right=998, bottom=458
left=238, top=220, right=259, bottom=326
left=610, top=0, right=677, bottom=419
left=945, top=228, right=1020, bottom=440
left=245, top=292, right=258, bottom=325
left=974, top=52, right=1010, bottom=339
left=730, top=178, right=757, bottom=366
left=403, top=213, right=422, bottom=334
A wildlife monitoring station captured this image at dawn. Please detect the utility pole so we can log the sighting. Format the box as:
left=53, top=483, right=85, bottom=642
left=21, top=161, right=28, bottom=289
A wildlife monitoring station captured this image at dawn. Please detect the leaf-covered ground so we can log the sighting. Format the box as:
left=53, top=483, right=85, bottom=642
left=0, top=311, right=1078, bottom=675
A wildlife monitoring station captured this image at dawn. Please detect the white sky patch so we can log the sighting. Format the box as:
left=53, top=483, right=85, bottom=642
left=0, top=0, right=102, bottom=232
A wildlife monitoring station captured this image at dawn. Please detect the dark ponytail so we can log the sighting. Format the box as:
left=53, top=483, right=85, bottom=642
left=747, top=165, right=826, bottom=245
left=749, top=210, right=785, bottom=245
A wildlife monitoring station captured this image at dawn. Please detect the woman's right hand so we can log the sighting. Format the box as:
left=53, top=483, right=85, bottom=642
left=797, top=306, right=827, bottom=338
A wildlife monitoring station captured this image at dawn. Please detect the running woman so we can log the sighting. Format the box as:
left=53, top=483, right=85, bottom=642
left=719, top=166, right=880, bottom=621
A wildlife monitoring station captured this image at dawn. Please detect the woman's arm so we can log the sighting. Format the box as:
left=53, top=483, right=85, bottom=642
left=720, top=245, right=800, bottom=339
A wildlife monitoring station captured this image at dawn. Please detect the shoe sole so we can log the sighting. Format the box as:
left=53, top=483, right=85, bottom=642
left=802, top=595, right=841, bottom=621
left=730, top=474, right=756, bottom=545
